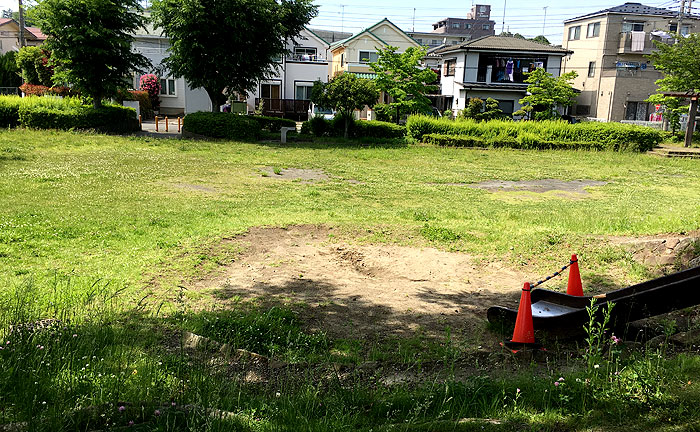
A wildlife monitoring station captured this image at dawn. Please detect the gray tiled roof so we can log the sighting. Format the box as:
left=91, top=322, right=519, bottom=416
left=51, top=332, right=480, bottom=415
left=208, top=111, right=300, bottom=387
left=435, top=36, right=571, bottom=54
left=565, top=2, right=686, bottom=23
left=308, top=28, right=352, bottom=44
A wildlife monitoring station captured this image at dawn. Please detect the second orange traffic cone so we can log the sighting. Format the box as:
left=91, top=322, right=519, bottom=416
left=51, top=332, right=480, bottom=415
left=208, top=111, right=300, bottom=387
left=510, top=282, right=535, bottom=345
left=567, top=254, right=583, bottom=296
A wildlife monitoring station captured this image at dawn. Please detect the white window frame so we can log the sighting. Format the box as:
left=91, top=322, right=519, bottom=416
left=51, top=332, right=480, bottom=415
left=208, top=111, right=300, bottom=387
left=358, top=50, right=379, bottom=63
left=159, top=77, right=177, bottom=97
left=568, top=25, right=581, bottom=40
left=294, top=82, right=314, bottom=101
left=588, top=61, right=596, bottom=78
left=482, top=24, right=490, bottom=30
left=622, top=21, right=644, bottom=33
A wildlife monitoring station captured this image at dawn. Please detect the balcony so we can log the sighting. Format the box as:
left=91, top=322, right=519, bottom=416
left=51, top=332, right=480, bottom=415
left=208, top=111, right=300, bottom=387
left=254, top=98, right=311, bottom=120
left=285, top=54, right=327, bottom=63
left=618, top=32, right=674, bottom=55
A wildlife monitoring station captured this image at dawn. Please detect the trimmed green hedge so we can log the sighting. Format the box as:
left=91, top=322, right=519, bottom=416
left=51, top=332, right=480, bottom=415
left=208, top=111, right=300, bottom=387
left=0, top=95, right=139, bottom=133
left=423, top=133, right=602, bottom=150
left=407, top=115, right=663, bottom=152
left=183, top=112, right=261, bottom=140
left=249, top=115, right=296, bottom=132
left=300, top=117, right=406, bottom=139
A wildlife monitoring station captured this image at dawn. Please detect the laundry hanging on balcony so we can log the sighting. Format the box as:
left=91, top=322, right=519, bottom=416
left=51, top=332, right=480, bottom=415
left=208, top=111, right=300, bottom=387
left=631, top=31, right=645, bottom=52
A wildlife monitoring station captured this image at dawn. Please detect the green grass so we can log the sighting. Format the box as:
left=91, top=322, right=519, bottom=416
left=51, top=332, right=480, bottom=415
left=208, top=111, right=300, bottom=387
left=2, top=129, right=700, bottom=430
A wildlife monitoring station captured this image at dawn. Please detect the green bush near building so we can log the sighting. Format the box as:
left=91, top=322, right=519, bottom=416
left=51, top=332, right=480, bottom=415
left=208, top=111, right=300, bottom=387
left=182, top=112, right=261, bottom=140
left=407, top=115, right=664, bottom=152
left=300, top=117, right=406, bottom=139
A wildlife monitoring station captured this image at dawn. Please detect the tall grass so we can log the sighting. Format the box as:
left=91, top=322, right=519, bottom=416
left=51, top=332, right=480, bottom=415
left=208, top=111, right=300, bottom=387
left=407, top=115, right=664, bottom=151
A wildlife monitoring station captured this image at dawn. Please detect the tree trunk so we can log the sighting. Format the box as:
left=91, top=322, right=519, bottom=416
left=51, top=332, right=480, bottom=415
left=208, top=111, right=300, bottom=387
left=685, top=98, right=698, bottom=148
left=395, top=106, right=400, bottom=124
left=93, top=96, right=102, bottom=109
left=344, top=116, right=349, bottom=139
left=205, top=87, right=223, bottom=112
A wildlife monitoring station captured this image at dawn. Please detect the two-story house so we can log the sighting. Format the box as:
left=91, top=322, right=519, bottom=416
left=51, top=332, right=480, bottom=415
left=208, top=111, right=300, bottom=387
left=0, top=19, right=46, bottom=54
left=407, top=4, right=496, bottom=50
left=562, top=2, right=700, bottom=122
left=245, top=27, right=333, bottom=119
left=435, top=36, right=572, bottom=116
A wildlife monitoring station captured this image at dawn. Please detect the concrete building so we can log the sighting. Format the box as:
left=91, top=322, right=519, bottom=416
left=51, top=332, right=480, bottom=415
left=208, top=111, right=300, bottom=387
left=0, top=18, right=46, bottom=54
left=435, top=36, right=571, bottom=116
left=562, top=2, right=700, bottom=122
left=245, top=27, right=333, bottom=119
left=131, top=19, right=211, bottom=116
left=407, top=4, right=496, bottom=49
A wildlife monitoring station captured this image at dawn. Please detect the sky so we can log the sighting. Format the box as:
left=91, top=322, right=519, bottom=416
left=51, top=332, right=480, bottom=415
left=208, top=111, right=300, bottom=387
left=0, top=0, right=683, bottom=42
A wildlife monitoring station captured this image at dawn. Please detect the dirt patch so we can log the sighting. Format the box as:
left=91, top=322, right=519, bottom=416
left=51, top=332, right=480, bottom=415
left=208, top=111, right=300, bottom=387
left=172, top=183, right=218, bottom=193
left=194, top=225, right=536, bottom=342
left=260, top=167, right=329, bottom=182
left=467, top=179, right=608, bottom=195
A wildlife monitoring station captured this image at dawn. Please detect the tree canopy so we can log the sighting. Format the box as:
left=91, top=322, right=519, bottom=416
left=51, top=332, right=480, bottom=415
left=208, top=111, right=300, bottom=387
left=649, top=33, right=700, bottom=93
left=35, top=0, right=150, bottom=107
left=515, top=68, right=578, bottom=120
left=369, top=46, right=437, bottom=123
left=151, top=0, right=317, bottom=111
left=311, top=73, right=379, bottom=138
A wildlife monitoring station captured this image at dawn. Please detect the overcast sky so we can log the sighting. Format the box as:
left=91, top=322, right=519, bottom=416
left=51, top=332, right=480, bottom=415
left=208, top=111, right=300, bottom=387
left=0, top=0, right=682, bottom=42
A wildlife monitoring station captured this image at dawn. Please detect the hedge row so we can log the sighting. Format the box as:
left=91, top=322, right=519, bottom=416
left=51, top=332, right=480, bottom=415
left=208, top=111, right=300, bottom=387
left=0, top=95, right=139, bottom=133
left=248, top=115, right=296, bottom=132
left=422, top=133, right=602, bottom=150
left=407, top=115, right=663, bottom=152
left=300, top=116, right=406, bottom=139
left=183, top=112, right=261, bottom=140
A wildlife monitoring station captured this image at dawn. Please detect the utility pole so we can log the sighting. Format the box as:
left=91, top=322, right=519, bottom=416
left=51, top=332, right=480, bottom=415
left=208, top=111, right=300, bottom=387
left=340, top=5, right=345, bottom=34
left=18, top=0, right=25, bottom=49
left=412, top=8, right=416, bottom=32
left=542, top=6, right=548, bottom=36
left=678, top=0, right=686, bottom=41
left=501, top=0, right=506, bottom=33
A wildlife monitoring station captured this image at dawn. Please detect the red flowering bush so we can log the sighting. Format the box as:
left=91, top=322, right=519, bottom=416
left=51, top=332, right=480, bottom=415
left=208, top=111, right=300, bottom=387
left=20, top=84, right=77, bottom=97
left=139, top=74, right=160, bottom=111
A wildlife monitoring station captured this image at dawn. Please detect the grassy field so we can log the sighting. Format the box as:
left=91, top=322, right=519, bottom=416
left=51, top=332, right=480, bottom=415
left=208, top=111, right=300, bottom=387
left=2, top=129, right=700, bottom=430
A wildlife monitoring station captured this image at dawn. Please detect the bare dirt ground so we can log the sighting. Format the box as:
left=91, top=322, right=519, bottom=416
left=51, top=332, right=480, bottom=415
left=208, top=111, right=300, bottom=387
left=195, top=225, right=533, bottom=343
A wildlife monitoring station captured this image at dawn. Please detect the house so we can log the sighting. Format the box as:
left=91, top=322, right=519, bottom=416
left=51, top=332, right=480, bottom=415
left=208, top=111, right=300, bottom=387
left=434, top=36, right=572, bottom=116
left=131, top=18, right=211, bottom=116
left=562, top=2, right=700, bottom=122
left=244, top=27, right=335, bottom=119
left=329, top=18, right=421, bottom=78
left=406, top=4, right=496, bottom=49
left=0, top=19, right=46, bottom=54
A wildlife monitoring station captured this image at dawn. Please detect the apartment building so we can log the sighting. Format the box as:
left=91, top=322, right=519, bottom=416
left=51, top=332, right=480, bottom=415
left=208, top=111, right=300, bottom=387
left=407, top=4, right=496, bottom=49
left=562, top=2, right=700, bottom=122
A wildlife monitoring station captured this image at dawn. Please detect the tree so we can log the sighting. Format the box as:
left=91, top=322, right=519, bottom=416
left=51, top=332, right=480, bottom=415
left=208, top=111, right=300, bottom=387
left=648, top=34, right=700, bottom=142
left=0, top=52, right=21, bottom=87
left=369, top=46, right=437, bottom=124
left=532, top=35, right=550, bottom=45
left=311, top=73, right=379, bottom=139
left=515, top=68, right=578, bottom=120
left=151, top=0, right=316, bottom=112
left=15, top=46, right=52, bottom=86
left=35, top=0, right=150, bottom=108
left=457, top=97, right=505, bottom=121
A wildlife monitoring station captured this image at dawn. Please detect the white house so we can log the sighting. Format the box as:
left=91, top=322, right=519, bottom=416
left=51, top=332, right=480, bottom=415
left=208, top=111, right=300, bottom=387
left=435, top=36, right=572, bottom=116
left=245, top=27, right=333, bottom=119
left=131, top=19, right=211, bottom=116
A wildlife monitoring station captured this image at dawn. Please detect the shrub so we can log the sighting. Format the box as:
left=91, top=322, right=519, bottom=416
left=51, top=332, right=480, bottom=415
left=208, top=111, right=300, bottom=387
left=16, top=46, right=52, bottom=86
left=182, top=112, right=261, bottom=140
left=406, top=115, right=663, bottom=152
left=248, top=115, right=296, bottom=132
left=0, top=97, right=20, bottom=127
left=20, top=84, right=76, bottom=97
left=422, top=133, right=485, bottom=147
left=423, top=132, right=601, bottom=150
left=301, top=117, right=406, bottom=139
left=19, top=105, right=140, bottom=134
left=119, top=89, right=153, bottom=119
left=139, top=74, right=160, bottom=111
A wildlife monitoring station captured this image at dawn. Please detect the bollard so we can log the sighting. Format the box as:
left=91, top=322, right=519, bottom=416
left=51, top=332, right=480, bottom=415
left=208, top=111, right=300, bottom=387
left=138, top=115, right=142, bottom=128
left=178, top=117, right=181, bottom=133
left=155, top=115, right=159, bottom=132
left=165, top=116, right=169, bottom=132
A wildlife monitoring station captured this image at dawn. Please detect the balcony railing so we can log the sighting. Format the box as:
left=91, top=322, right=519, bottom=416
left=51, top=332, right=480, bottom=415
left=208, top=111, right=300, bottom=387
left=618, top=32, right=674, bottom=54
left=286, top=54, right=327, bottom=63
left=255, top=98, right=311, bottom=120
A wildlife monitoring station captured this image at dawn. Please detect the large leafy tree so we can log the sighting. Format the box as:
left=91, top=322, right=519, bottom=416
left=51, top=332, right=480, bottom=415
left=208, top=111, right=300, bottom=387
left=151, top=0, right=317, bottom=112
left=311, top=73, right=379, bottom=139
left=369, top=46, right=437, bottom=123
left=515, top=68, right=578, bottom=120
left=35, top=0, right=150, bottom=108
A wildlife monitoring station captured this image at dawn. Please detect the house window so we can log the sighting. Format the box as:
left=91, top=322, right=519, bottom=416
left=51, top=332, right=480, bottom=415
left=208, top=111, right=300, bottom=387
left=465, top=23, right=472, bottom=29
left=669, top=24, right=690, bottom=35
left=482, top=24, right=490, bottom=30
left=452, top=23, right=461, bottom=29
left=358, top=51, right=379, bottom=63
left=431, top=39, right=440, bottom=46
left=588, top=61, right=596, bottom=77
left=622, top=22, right=644, bottom=32
left=295, top=84, right=313, bottom=100
left=497, top=100, right=514, bottom=114
left=444, top=59, right=456, bottom=76
left=587, top=22, right=600, bottom=38
left=340, top=53, right=345, bottom=66
left=415, top=38, right=422, bottom=44
left=568, top=25, right=581, bottom=40
left=159, top=78, right=176, bottom=96
left=576, top=105, right=591, bottom=115
left=625, top=101, right=648, bottom=120
left=260, top=83, right=281, bottom=99
left=293, top=47, right=317, bottom=61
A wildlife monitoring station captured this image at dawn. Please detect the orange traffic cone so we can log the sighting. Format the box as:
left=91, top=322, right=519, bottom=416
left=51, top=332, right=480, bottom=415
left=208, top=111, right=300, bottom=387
left=508, top=282, right=535, bottom=345
left=567, top=254, right=583, bottom=297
